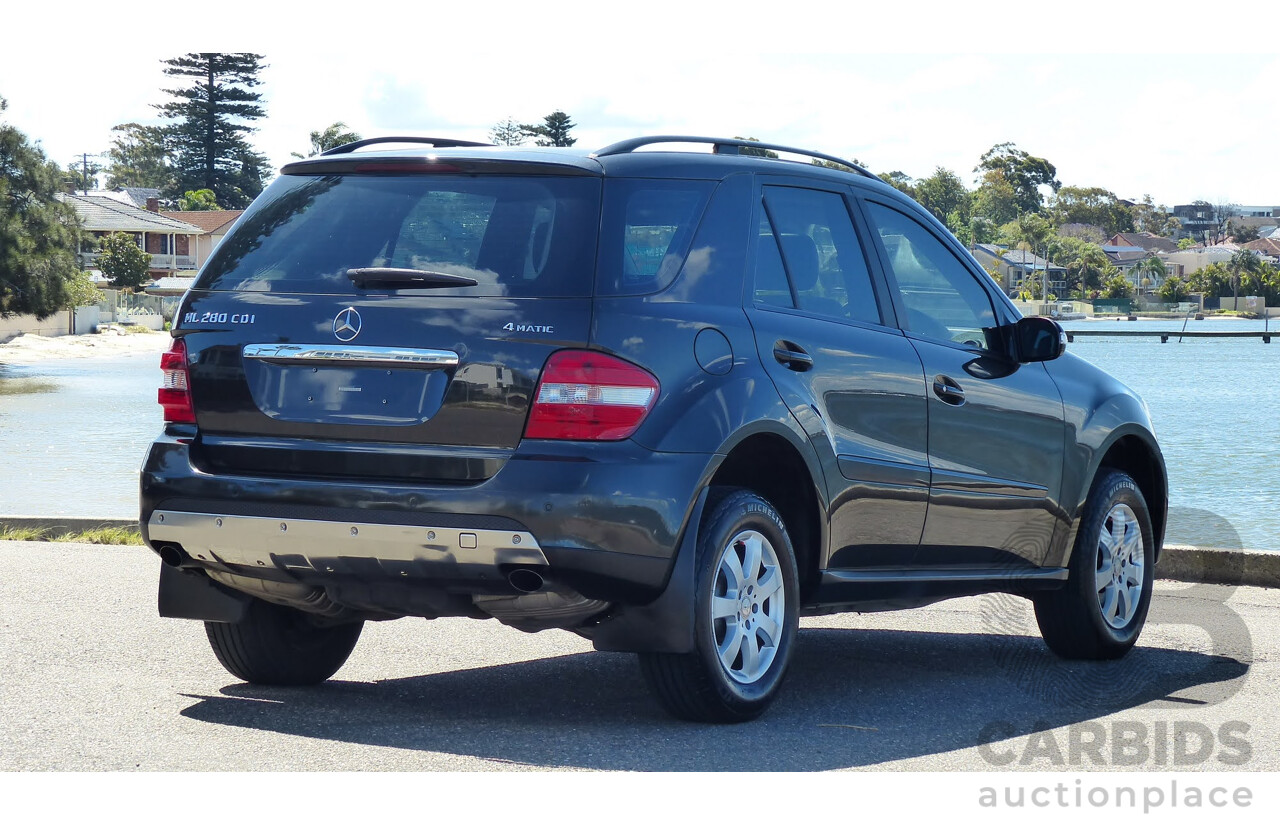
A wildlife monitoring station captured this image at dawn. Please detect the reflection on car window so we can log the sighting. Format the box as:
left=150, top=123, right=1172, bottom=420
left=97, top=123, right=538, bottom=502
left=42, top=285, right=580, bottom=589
left=753, top=186, right=881, bottom=325
left=866, top=202, right=996, bottom=348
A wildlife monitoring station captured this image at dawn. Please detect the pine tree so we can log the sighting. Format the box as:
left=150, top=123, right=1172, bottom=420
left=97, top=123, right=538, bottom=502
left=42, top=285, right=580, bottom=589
left=104, top=123, right=173, bottom=191
left=521, top=111, right=577, bottom=147
left=1, top=95, right=82, bottom=318
left=155, top=53, right=270, bottom=209
left=489, top=117, right=525, bottom=146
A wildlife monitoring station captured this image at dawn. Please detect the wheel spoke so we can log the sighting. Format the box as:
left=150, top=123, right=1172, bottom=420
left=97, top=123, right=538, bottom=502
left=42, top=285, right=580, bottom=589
left=1099, top=583, right=1120, bottom=623
left=1123, top=558, right=1144, bottom=588
left=741, top=534, right=763, bottom=587
left=756, top=611, right=781, bottom=646
left=739, top=630, right=762, bottom=677
left=712, top=596, right=740, bottom=620
left=1095, top=556, right=1114, bottom=593
left=1116, top=582, right=1135, bottom=623
left=717, top=623, right=745, bottom=671
left=719, top=548, right=745, bottom=592
left=756, top=566, right=783, bottom=601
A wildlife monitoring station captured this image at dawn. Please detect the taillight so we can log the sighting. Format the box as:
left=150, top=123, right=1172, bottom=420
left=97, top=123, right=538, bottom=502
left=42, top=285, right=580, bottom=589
left=524, top=350, right=659, bottom=441
left=158, top=338, right=195, bottom=424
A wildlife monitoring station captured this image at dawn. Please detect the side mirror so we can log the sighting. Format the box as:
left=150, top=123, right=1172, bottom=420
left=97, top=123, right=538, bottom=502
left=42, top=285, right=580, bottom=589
left=1015, top=316, right=1067, bottom=363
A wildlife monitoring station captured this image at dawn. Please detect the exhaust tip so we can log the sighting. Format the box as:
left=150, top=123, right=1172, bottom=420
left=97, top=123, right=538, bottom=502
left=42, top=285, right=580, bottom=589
left=507, top=568, right=545, bottom=594
left=157, top=544, right=188, bottom=568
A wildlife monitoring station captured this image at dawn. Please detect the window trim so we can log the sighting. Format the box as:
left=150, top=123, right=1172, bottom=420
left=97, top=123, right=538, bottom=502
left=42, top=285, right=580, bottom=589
left=852, top=192, right=1020, bottom=354
left=745, top=176, right=897, bottom=333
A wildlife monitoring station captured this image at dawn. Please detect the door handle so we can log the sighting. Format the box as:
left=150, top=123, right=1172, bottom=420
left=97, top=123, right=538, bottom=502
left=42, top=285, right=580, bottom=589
left=773, top=341, right=813, bottom=371
left=933, top=375, right=966, bottom=406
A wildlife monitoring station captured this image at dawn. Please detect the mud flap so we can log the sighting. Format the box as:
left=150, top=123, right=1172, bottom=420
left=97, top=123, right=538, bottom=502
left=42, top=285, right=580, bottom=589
left=158, top=563, right=250, bottom=623
left=587, top=487, right=707, bottom=654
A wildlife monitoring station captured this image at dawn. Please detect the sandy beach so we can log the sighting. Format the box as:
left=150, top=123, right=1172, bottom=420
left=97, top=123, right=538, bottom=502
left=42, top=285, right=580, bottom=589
left=0, top=328, right=171, bottom=364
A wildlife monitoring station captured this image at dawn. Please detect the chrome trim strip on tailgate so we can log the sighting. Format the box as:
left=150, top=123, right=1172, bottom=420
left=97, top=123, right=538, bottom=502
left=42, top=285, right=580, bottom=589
left=243, top=344, right=459, bottom=369
left=148, top=510, right=546, bottom=571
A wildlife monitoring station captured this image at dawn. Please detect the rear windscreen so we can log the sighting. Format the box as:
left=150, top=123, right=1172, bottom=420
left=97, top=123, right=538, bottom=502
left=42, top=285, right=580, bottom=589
left=196, top=174, right=602, bottom=297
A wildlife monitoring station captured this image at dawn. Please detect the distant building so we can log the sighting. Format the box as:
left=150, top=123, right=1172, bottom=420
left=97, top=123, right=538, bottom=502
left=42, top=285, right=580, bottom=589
left=159, top=210, right=245, bottom=270
left=57, top=193, right=202, bottom=279
left=1105, top=232, right=1181, bottom=254
left=971, top=244, right=1067, bottom=296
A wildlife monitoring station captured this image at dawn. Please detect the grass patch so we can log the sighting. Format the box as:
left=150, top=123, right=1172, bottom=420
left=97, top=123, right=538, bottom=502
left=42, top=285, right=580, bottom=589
left=123, top=324, right=157, bottom=334
left=0, top=525, right=144, bottom=545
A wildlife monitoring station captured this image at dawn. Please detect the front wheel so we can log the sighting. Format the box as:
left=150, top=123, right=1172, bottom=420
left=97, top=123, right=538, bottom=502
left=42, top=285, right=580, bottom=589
left=639, top=489, right=800, bottom=723
left=205, top=598, right=364, bottom=686
left=1034, top=470, right=1155, bottom=659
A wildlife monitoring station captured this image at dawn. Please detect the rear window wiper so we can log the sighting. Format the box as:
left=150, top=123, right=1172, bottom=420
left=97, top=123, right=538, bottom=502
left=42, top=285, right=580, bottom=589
left=346, top=267, right=479, bottom=289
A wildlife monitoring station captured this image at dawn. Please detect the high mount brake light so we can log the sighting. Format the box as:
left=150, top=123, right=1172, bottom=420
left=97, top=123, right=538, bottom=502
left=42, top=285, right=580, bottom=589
left=158, top=338, right=195, bottom=424
left=524, top=351, right=659, bottom=441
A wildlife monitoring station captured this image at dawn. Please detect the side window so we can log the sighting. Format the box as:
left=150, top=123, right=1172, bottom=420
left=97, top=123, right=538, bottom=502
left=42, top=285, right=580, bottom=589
left=864, top=201, right=998, bottom=349
left=753, top=186, right=881, bottom=325
left=597, top=179, right=714, bottom=296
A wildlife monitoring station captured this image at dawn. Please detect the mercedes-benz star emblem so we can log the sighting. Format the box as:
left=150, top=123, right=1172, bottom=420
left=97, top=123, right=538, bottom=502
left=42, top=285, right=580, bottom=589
left=333, top=307, right=362, bottom=342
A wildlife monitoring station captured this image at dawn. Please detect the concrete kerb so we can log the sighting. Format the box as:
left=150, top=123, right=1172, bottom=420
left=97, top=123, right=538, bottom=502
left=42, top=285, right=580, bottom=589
left=0, top=517, right=1278, bottom=589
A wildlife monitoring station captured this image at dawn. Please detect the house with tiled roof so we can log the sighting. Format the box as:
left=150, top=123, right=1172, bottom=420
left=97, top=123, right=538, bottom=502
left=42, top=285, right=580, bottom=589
left=1105, top=232, right=1181, bottom=254
left=58, top=193, right=203, bottom=277
left=1243, top=237, right=1280, bottom=263
left=971, top=244, right=1067, bottom=296
left=159, top=210, right=244, bottom=270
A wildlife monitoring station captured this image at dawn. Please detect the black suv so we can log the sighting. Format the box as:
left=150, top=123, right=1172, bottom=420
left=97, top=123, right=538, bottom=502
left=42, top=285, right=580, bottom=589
left=142, top=136, right=1166, bottom=722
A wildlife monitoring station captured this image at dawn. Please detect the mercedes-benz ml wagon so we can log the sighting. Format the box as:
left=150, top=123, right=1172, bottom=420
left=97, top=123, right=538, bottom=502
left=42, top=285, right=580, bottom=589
left=142, top=136, right=1167, bottom=722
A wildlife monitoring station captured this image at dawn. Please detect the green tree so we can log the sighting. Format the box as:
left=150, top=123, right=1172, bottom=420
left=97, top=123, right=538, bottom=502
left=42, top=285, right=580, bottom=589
left=1228, top=249, right=1262, bottom=303
left=1177, top=237, right=1198, bottom=250
left=1228, top=222, right=1260, bottom=243
left=104, top=123, right=173, bottom=191
left=63, top=158, right=103, bottom=192
left=732, top=136, right=778, bottom=159
left=914, top=167, right=970, bottom=225
left=291, top=121, right=360, bottom=158
left=521, top=110, right=576, bottom=147
left=1131, top=195, right=1180, bottom=237
left=975, top=142, right=1060, bottom=213
left=1186, top=262, right=1230, bottom=298
left=1157, top=275, right=1188, bottom=303
left=1, top=95, right=82, bottom=318
left=155, top=53, right=270, bottom=208
left=64, top=269, right=102, bottom=307
left=97, top=232, right=152, bottom=290
left=877, top=171, right=916, bottom=198
left=1049, top=186, right=1133, bottom=236
left=1102, top=273, right=1134, bottom=300
left=971, top=169, right=1020, bottom=225
left=1065, top=241, right=1108, bottom=300
left=1132, top=255, right=1167, bottom=298
left=489, top=116, right=525, bottom=146
left=178, top=189, right=220, bottom=211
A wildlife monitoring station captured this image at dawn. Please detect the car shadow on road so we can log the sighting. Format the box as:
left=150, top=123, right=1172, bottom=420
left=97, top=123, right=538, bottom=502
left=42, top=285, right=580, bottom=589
left=177, top=626, right=1248, bottom=771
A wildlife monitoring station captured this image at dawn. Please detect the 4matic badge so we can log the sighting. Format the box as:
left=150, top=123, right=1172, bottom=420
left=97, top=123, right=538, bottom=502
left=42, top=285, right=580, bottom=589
left=502, top=322, right=555, bottom=334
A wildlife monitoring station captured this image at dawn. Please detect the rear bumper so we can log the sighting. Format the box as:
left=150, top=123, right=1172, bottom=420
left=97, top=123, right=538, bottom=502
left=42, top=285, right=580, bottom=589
left=140, top=431, right=715, bottom=608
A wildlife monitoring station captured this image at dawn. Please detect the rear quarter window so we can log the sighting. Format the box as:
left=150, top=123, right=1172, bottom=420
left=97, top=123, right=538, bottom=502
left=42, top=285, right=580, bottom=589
left=196, top=174, right=602, bottom=298
left=596, top=179, right=715, bottom=296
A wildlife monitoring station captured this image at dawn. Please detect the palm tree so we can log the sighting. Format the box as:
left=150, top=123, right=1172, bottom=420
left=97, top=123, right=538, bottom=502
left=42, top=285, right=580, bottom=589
left=1068, top=244, right=1109, bottom=300
left=1228, top=249, right=1262, bottom=306
left=292, top=122, right=362, bottom=159
left=1132, top=256, right=1167, bottom=300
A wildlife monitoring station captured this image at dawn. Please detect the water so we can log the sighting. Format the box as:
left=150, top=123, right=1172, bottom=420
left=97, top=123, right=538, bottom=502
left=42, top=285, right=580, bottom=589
left=1, top=319, right=1277, bottom=548
left=0, top=353, right=161, bottom=519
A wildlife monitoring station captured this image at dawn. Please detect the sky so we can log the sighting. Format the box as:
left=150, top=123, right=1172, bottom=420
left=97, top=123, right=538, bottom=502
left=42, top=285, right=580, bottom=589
left=3, top=2, right=1278, bottom=208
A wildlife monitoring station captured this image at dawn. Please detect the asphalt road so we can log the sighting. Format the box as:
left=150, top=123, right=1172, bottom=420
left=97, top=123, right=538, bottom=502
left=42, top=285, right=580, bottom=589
left=2, top=540, right=1277, bottom=772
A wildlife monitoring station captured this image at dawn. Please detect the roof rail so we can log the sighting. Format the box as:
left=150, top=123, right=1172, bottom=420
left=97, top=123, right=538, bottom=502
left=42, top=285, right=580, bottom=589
left=321, top=136, right=494, bottom=156
left=591, top=135, right=874, bottom=178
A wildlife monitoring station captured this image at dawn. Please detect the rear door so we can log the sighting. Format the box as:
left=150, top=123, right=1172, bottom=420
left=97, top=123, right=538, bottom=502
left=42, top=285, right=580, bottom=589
left=177, top=169, right=602, bottom=484
left=744, top=179, right=930, bottom=568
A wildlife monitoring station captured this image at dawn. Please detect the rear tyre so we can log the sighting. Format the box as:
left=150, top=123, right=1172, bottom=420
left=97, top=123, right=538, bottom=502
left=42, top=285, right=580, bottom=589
left=1034, top=470, right=1154, bottom=660
left=205, top=599, right=363, bottom=686
left=639, top=488, right=799, bottom=723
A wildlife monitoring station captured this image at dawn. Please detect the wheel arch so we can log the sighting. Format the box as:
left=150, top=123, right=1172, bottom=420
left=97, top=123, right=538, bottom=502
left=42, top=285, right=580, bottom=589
left=707, top=424, right=827, bottom=602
